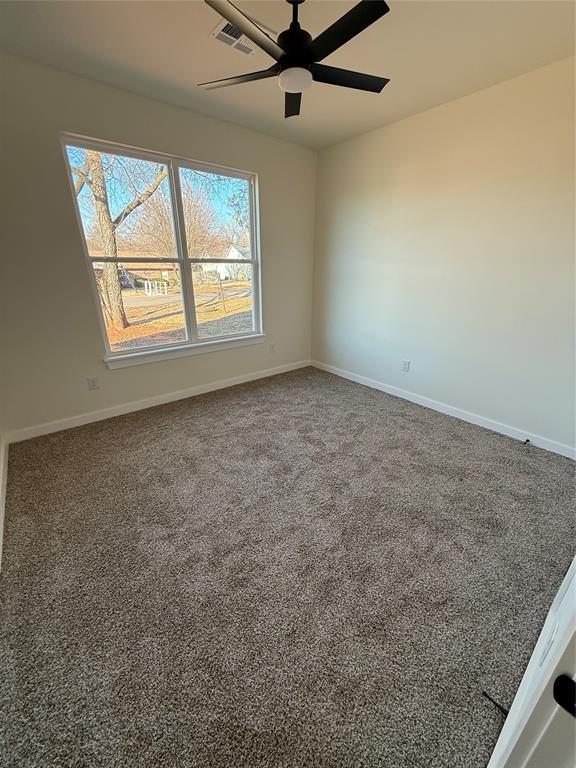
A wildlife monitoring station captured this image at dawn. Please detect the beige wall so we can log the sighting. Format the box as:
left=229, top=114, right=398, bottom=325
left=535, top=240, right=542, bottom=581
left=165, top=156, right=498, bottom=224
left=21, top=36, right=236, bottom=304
left=1, top=54, right=574, bottom=452
left=313, top=58, right=575, bottom=451
left=0, top=53, right=316, bottom=434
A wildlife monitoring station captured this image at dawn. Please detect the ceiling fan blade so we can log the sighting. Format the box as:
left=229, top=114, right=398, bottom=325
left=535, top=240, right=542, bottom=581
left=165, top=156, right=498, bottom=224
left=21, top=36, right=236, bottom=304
left=198, top=66, right=279, bottom=90
left=307, top=0, right=390, bottom=63
left=312, top=63, right=389, bottom=93
left=205, top=0, right=284, bottom=60
left=285, top=92, right=302, bottom=118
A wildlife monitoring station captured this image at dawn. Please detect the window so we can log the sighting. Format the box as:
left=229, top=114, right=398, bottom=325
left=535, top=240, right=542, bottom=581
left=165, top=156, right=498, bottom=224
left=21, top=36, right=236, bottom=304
left=63, top=136, right=262, bottom=365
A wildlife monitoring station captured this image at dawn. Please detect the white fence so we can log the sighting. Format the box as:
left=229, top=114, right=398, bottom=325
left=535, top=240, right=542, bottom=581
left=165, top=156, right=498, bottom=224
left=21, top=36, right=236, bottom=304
left=144, top=280, right=168, bottom=296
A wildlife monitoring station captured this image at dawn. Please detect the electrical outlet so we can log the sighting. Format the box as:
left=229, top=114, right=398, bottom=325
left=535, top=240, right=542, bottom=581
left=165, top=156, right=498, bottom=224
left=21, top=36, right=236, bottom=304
left=269, top=343, right=277, bottom=354
left=401, top=360, right=410, bottom=373
left=86, top=376, right=100, bottom=391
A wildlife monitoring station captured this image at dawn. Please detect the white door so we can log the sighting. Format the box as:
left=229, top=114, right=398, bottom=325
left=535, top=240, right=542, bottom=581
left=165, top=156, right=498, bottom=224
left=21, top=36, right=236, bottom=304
left=488, top=556, right=576, bottom=768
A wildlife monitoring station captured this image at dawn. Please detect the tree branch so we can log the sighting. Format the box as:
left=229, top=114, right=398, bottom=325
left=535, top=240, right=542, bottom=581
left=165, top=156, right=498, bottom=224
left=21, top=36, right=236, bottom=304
left=71, top=162, right=92, bottom=195
left=112, top=167, right=167, bottom=229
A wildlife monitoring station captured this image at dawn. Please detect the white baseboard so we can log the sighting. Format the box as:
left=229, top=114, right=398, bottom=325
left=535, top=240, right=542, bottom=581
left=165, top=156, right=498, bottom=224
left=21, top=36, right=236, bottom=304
left=6, top=357, right=573, bottom=458
left=312, top=360, right=575, bottom=460
left=0, top=435, right=9, bottom=570
left=6, top=360, right=311, bottom=445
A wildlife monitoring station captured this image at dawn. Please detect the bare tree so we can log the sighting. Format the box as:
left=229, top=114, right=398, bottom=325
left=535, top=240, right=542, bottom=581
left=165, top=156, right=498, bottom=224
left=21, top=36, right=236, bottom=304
left=124, top=182, right=221, bottom=258
left=70, top=151, right=166, bottom=329
left=178, top=168, right=251, bottom=255
left=181, top=179, right=223, bottom=257
left=69, top=153, right=251, bottom=328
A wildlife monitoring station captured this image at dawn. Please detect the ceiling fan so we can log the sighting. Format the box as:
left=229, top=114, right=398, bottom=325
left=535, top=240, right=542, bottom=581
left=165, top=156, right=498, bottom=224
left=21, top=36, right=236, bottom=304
left=199, top=0, right=390, bottom=118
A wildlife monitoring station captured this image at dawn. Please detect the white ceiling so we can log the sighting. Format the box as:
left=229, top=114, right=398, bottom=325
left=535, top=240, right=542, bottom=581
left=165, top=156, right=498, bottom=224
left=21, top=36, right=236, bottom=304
left=0, top=0, right=573, bottom=148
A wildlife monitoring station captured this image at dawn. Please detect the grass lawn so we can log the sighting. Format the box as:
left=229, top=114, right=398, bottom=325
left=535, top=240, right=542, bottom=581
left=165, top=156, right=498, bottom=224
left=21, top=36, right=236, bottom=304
left=106, top=280, right=252, bottom=350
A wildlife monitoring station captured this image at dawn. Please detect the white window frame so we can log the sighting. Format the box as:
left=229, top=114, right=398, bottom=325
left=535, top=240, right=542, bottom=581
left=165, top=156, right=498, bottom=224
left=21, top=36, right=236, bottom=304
left=61, top=133, right=264, bottom=369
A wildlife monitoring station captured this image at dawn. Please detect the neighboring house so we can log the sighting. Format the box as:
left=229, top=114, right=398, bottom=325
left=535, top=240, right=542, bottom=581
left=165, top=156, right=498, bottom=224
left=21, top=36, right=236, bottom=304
left=227, top=245, right=250, bottom=260
left=193, top=244, right=251, bottom=281
left=211, top=262, right=233, bottom=281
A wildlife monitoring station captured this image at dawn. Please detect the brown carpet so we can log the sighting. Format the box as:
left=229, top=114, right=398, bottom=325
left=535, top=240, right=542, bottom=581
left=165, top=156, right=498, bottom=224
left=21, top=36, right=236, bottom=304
left=1, top=367, right=574, bottom=768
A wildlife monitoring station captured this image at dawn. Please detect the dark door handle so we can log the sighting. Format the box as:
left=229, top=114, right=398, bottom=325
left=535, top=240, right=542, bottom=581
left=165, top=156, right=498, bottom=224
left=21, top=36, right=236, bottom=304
left=553, top=674, right=576, bottom=717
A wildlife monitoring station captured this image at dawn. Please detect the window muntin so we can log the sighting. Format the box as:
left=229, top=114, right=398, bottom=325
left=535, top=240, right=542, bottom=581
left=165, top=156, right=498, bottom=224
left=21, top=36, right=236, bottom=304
left=64, top=138, right=261, bottom=358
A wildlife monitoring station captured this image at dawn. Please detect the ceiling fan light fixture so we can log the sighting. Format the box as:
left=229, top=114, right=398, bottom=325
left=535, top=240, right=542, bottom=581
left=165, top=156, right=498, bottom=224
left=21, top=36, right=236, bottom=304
left=278, top=67, right=313, bottom=93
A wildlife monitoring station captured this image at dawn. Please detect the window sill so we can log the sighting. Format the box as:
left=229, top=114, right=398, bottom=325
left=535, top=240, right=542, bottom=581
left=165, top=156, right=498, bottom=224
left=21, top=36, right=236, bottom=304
left=105, top=333, right=266, bottom=370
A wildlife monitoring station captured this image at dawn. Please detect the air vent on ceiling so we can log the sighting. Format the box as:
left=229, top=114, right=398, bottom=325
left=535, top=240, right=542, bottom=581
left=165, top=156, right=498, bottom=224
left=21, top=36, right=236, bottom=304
left=212, top=17, right=277, bottom=56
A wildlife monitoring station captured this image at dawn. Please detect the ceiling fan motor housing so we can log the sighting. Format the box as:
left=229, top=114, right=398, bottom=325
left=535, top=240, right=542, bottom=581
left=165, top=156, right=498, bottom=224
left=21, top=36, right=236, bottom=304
left=277, top=24, right=313, bottom=72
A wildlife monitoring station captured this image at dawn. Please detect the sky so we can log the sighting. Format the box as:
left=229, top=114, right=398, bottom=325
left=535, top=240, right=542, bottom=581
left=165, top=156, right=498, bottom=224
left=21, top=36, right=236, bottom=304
left=66, top=144, right=248, bottom=247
